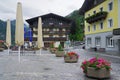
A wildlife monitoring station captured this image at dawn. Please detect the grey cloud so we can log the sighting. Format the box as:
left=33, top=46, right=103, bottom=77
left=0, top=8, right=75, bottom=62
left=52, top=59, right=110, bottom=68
left=22, top=6, right=44, bottom=19
left=0, top=2, right=15, bottom=14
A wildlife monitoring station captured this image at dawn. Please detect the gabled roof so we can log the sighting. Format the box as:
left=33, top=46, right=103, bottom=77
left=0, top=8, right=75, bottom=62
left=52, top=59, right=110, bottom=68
left=26, top=13, right=72, bottom=24
left=79, top=0, right=105, bottom=15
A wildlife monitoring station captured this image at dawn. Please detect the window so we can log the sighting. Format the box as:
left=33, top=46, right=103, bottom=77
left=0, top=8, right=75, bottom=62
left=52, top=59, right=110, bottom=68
left=93, top=25, right=96, bottom=31
left=108, top=19, right=113, bottom=27
left=59, top=22, right=63, bottom=25
left=62, top=28, right=66, bottom=31
left=57, top=28, right=59, bottom=31
left=88, top=26, right=90, bottom=32
left=95, top=37, right=101, bottom=46
left=43, top=28, right=45, bottom=31
left=100, top=22, right=103, bottom=29
left=106, top=37, right=114, bottom=47
left=47, top=28, right=49, bottom=31
left=108, top=2, right=113, bottom=11
left=53, top=28, right=56, bottom=31
left=49, top=22, right=53, bottom=25
left=100, top=7, right=103, bottom=12
left=88, top=14, right=90, bottom=17
left=87, top=38, right=91, bottom=46
left=93, top=11, right=96, bottom=14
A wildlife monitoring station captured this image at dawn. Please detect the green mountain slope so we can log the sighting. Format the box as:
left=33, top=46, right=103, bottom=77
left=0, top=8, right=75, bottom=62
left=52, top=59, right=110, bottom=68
left=0, top=19, right=29, bottom=45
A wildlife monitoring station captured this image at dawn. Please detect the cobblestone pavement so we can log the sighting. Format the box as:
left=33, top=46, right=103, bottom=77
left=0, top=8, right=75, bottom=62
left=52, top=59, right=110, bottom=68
left=0, top=49, right=120, bottom=80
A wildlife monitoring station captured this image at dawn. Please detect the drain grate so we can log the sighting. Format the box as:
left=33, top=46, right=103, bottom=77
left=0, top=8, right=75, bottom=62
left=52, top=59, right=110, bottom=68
left=44, top=68, right=51, bottom=71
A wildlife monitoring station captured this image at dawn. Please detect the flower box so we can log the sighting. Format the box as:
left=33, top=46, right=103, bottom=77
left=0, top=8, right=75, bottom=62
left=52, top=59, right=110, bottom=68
left=56, top=51, right=64, bottom=57
left=85, top=11, right=108, bottom=24
left=50, top=48, right=57, bottom=54
left=55, top=44, right=64, bottom=57
left=64, top=52, right=79, bottom=63
left=0, top=48, right=4, bottom=52
left=87, top=67, right=110, bottom=79
left=81, top=57, right=111, bottom=79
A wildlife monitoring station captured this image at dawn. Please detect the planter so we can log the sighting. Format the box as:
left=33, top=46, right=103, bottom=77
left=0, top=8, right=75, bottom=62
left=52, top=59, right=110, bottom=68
left=64, top=56, right=78, bottom=63
left=56, top=51, right=64, bottom=57
left=0, top=48, right=4, bottom=52
left=50, top=48, right=56, bottom=54
left=86, top=67, right=110, bottom=79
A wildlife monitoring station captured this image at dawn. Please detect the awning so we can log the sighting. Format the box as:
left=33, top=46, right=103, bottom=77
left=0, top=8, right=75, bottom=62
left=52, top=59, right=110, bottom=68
left=112, top=35, right=120, bottom=39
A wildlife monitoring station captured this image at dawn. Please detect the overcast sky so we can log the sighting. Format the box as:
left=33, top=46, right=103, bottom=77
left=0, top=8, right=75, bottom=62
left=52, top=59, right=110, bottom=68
left=0, top=0, right=84, bottom=22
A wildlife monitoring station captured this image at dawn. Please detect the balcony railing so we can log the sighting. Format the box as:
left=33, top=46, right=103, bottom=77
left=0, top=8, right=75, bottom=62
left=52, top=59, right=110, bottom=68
left=43, top=24, right=70, bottom=28
left=33, top=31, right=68, bottom=35
left=43, top=31, right=68, bottom=34
left=32, top=37, right=67, bottom=41
left=113, top=28, right=120, bottom=35
left=43, top=37, right=67, bottom=41
left=85, top=11, right=108, bottom=24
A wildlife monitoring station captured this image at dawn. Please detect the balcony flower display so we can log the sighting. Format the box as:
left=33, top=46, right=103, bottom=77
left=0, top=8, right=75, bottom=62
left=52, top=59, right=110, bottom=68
left=64, top=51, right=79, bottom=63
left=81, top=57, right=111, bottom=79
left=85, top=11, right=108, bottom=24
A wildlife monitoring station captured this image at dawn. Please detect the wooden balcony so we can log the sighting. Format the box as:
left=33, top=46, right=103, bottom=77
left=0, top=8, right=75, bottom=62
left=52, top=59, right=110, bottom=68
left=33, top=31, right=69, bottom=35
left=85, top=11, right=108, bottom=24
left=43, top=31, right=68, bottom=34
left=43, top=37, right=67, bottom=41
left=32, top=37, right=67, bottom=41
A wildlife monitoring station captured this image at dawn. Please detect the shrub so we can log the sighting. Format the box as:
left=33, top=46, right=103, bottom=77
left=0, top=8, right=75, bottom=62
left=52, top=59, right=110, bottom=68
left=50, top=43, right=54, bottom=48
left=58, top=44, right=63, bottom=51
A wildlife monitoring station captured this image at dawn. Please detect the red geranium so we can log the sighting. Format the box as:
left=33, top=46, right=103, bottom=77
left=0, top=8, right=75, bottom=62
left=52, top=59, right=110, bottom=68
left=64, top=51, right=79, bottom=59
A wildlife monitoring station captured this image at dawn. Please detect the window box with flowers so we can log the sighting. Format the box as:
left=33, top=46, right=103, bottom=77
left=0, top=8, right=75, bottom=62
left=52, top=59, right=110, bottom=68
left=81, top=57, right=111, bottom=79
left=64, top=52, right=79, bottom=63
left=85, top=11, right=108, bottom=24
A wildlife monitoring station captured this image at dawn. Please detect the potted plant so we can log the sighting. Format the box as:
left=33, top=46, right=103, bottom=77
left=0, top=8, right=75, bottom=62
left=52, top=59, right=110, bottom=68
left=56, top=44, right=64, bottom=57
left=81, top=57, right=111, bottom=79
left=49, top=43, right=56, bottom=53
left=64, top=51, right=79, bottom=63
left=0, top=40, right=4, bottom=52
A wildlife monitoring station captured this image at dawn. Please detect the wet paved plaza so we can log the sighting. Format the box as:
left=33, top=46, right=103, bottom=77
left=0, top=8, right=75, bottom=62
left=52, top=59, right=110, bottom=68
left=0, top=49, right=120, bottom=80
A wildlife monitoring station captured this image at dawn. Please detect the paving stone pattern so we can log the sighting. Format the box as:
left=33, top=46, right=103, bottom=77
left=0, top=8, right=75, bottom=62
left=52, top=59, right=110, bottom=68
left=0, top=49, right=120, bottom=80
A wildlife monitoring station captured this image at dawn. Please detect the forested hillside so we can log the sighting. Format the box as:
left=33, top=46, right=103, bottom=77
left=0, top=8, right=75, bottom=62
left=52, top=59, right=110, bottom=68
left=66, top=10, right=84, bottom=41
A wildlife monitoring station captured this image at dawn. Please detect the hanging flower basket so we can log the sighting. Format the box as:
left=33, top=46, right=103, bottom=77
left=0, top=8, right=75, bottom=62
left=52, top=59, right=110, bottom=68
left=81, top=57, right=111, bottom=79
left=64, top=52, right=79, bottom=63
